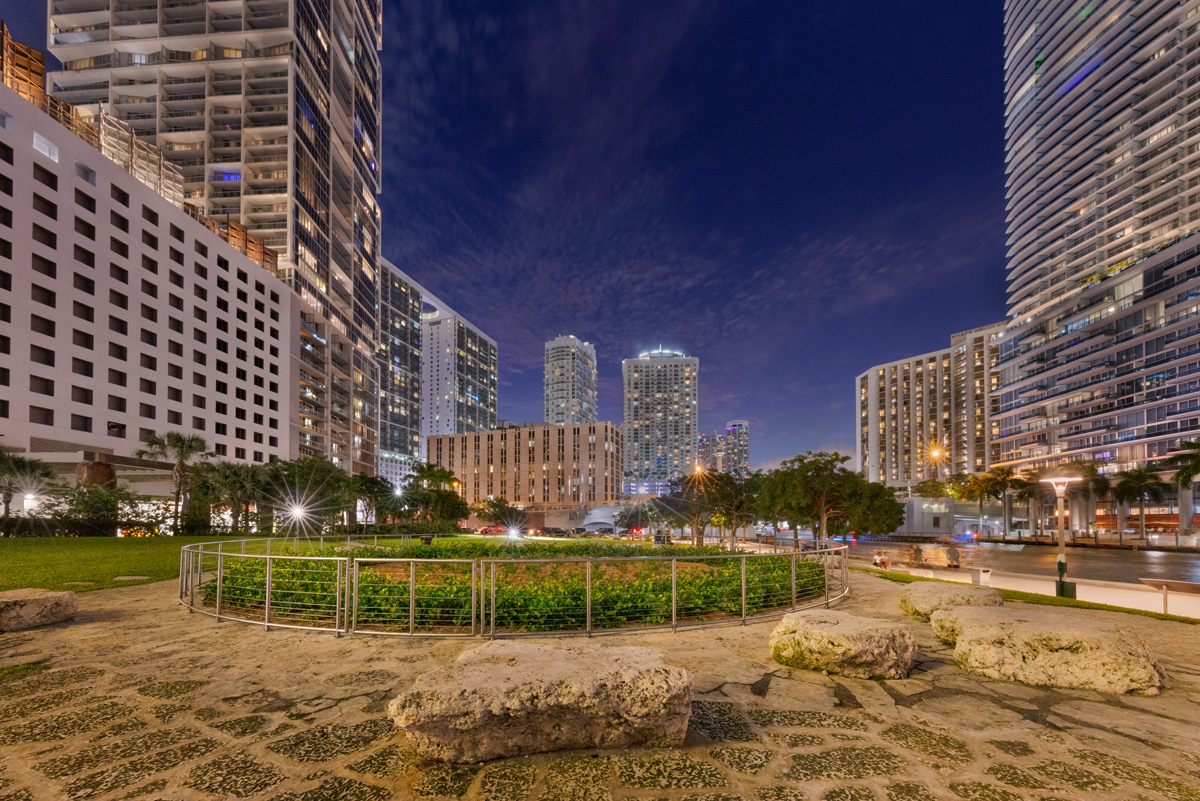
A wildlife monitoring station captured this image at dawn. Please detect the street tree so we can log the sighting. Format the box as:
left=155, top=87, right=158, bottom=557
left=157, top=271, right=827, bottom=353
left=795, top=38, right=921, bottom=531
left=1164, top=440, right=1200, bottom=539
left=1114, top=467, right=1169, bottom=542
left=135, top=432, right=212, bottom=533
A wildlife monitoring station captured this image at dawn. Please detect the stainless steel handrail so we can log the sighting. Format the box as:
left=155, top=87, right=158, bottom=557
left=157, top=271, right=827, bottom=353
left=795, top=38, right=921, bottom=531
left=177, top=538, right=849, bottom=638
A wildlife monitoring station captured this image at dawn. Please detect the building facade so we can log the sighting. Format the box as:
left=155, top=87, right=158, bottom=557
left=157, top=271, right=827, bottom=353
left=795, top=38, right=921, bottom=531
left=428, top=422, right=623, bottom=508
left=544, top=334, right=597, bottom=426
left=46, top=0, right=385, bottom=474
left=622, top=348, right=698, bottom=494
left=416, top=284, right=497, bottom=456
left=377, top=259, right=421, bottom=488
left=698, top=420, right=751, bottom=475
left=857, top=323, right=1005, bottom=486
left=0, top=74, right=299, bottom=470
left=996, top=0, right=1200, bottom=475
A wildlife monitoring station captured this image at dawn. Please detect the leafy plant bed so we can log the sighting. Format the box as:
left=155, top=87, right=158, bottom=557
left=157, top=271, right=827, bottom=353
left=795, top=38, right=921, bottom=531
left=202, top=541, right=828, bottom=632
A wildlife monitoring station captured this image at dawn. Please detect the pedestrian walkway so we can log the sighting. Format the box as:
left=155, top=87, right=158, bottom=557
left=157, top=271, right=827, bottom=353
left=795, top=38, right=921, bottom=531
left=878, top=560, right=1200, bottom=619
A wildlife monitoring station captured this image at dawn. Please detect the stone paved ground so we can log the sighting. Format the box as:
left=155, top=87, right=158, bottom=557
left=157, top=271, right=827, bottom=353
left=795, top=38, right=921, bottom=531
left=2, top=572, right=1200, bottom=800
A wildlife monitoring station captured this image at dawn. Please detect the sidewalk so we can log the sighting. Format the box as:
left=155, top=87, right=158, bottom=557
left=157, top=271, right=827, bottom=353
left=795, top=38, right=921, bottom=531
left=881, top=561, right=1200, bottom=618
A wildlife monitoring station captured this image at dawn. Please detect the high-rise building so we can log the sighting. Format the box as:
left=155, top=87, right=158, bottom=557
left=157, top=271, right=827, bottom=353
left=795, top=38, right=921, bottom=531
left=997, top=1, right=1200, bottom=474
left=377, top=259, right=422, bottom=488
left=622, top=348, right=698, bottom=495
left=46, top=0, right=384, bottom=474
left=416, top=285, right=497, bottom=456
left=857, top=323, right=1006, bottom=486
left=0, top=58, right=299, bottom=473
left=544, top=334, right=597, bottom=426
left=721, top=420, right=751, bottom=475
left=697, top=420, right=751, bottom=476
left=429, top=422, right=623, bottom=508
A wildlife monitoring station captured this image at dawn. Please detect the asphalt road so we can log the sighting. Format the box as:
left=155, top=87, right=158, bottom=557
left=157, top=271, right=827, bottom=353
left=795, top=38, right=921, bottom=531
left=841, top=539, right=1200, bottom=584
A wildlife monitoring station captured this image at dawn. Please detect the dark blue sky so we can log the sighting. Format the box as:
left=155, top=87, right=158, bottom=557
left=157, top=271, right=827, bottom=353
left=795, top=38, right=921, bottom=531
left=379, top=1, right=1009, bottom=468
left=11, top=2, right=1009, bottom=469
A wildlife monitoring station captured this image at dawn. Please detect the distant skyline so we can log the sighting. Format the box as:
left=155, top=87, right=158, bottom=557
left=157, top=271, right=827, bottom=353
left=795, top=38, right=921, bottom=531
left=6, top=3, right=1009, bottom=469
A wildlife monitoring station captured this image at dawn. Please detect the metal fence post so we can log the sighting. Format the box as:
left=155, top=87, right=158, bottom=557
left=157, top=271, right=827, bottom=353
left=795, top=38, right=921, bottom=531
left=671, top=558, right=677, bottom=631
left=585, top=559, right=593, bottom=636
left=790, top=552, right=797, bottom=609
left=489, top=562, right=496, bottom=638
left=409, top=560, right=416, bottom=635
left=351, top=559, right=360, bottom=634
left=189, top=548, right=197, bottom=611
left=264, top=555, right=272, bottom=630
left=470, top=560, right=478, bottom=636
left=842, top=548, right=848, bottom=594
left=741, top=555, right=747, bottom=624
left=215, top=552, right=224, bottom=621
left=824, top=552, right=831, bottom=607
left=334, top=560, right=343, bottom=638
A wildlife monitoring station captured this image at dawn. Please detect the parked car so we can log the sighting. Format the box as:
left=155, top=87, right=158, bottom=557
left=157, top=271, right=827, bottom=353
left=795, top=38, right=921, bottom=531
left=543, top=526, right=567, bottom=536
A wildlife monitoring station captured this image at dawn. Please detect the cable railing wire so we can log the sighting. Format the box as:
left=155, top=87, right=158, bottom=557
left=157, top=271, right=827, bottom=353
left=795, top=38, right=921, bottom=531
left=178, top=538, right=849, bottom=637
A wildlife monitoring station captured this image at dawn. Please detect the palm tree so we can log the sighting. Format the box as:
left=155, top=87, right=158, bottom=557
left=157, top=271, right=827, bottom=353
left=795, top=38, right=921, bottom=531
left=964, top=473, right=998, bottom=538
left=1164, top=440, right=1200, bottom=544
left=0, top=454, right=55, bottom=521
left=136, top=432, right=212, bottom=533
left=1114, top=467, right=1169, bottom=543
left=984, top=466, right=1021, bottom=540
left=1064, top=460, right=1111, bottom=542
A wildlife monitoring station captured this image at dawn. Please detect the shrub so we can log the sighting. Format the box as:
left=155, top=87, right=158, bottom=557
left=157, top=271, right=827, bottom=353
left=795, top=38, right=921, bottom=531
left=203, top=542, right=827, bottom=632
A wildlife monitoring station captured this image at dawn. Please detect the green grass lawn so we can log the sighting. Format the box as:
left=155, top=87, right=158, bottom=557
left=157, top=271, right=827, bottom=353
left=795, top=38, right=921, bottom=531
left=0, top=536, right=228, bottom=593
left=852, top=565, right=1199, bottom=624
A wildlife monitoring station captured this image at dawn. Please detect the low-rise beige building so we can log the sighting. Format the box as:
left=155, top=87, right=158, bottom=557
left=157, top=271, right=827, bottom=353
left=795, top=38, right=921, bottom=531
left=429, top=422, right=624, bottom=508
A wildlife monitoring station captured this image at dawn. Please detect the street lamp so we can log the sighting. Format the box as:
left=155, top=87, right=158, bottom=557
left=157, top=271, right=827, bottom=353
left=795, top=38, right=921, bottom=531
left=1040, top=474, right=1080, bottom=597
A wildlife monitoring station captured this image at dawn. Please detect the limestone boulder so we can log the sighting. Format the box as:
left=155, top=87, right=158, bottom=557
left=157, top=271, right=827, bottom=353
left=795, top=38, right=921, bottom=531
left=930, top=605, right=1168, bottom=695
left=0, top=589, right=77, bottom=632
left=769, top=610, right=916, bottom=679
left=898, top=581, right=1003, bottom=621
left=389, top=640, right=692, bottom=762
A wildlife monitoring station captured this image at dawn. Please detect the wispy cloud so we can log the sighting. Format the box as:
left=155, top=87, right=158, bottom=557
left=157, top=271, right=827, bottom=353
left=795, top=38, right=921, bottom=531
left=378, top=1, right=1006, bottom=465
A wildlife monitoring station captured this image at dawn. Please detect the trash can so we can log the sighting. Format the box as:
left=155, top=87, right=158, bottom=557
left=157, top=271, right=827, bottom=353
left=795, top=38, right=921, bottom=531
left=1055, top=580, right=1076, bottom=599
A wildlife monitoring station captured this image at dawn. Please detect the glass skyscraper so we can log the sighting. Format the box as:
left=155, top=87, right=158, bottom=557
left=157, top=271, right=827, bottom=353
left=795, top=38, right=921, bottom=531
left=47, top=0, right=383, bottom=473
left=998, top=0, right=1200, bottom=474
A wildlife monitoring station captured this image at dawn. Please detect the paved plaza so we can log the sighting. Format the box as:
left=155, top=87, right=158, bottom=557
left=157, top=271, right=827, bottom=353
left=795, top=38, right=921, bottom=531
left=2, top=573, right=1200, bottom=800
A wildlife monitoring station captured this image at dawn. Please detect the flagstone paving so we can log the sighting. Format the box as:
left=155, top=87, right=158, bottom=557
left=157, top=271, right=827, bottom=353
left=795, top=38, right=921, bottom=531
left=1, top=572, right=1199, bottom=800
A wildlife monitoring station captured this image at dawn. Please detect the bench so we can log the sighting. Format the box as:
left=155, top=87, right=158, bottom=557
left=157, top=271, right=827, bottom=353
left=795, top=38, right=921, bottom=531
left=1139, top=577, right=1200, bottom=614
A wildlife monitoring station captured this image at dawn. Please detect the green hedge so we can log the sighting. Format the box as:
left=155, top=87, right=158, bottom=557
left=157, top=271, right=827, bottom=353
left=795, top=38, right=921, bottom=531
left=205, top=541, right=827, bottom=631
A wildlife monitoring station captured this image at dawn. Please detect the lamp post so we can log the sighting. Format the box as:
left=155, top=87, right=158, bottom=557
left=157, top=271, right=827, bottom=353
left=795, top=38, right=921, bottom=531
left=1040, top=474, right=1079, bottom=597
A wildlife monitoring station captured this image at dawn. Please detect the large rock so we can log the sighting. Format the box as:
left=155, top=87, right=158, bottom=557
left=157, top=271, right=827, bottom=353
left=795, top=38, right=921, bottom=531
left=769, top=610, right=916, bottom=679
left=0, top=589, right=77, bottom=632
left=389, top=641, right=692, bottom=762
left=898, top=581, right=1003, bottom=621
left=930, top=605, right=1168, bottom=695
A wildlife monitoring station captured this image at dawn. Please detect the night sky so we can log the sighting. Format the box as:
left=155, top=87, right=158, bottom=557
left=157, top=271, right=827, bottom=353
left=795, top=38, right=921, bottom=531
left=10, top=2, right=1010, bottom=470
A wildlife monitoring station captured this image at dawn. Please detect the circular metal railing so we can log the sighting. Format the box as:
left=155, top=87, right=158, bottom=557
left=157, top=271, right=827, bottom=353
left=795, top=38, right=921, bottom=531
left=178, top=536, right=849, bottom=637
